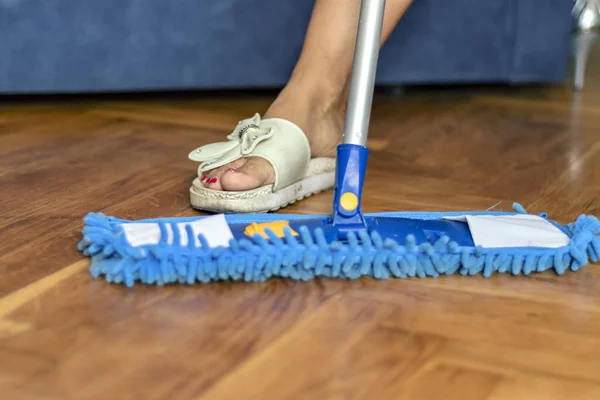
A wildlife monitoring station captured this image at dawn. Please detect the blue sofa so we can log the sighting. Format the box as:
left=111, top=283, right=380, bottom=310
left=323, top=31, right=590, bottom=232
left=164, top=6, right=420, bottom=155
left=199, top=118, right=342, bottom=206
left=0, top=0, right=574, bottom=94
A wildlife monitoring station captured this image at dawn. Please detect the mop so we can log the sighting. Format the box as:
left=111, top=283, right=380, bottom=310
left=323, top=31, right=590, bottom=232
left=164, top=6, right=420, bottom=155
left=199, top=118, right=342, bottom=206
left=78, top=0, right=600, bottom=287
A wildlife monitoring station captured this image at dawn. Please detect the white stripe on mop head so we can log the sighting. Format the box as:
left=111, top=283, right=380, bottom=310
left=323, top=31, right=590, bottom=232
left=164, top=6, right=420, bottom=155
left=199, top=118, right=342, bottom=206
left=121, top=214, right=234, bottom=248
left=443, top=214, right=571, bottom=248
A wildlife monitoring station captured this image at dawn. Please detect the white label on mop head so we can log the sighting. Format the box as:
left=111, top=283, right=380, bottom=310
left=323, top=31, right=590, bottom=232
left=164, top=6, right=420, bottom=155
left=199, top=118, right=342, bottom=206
left=121, top=223, right=163, bottom=247
left=442, top=214, right=571, bottom=248
left=121, top=214, right=234, bottom=248
left=176, top=214, right=234, bottom=248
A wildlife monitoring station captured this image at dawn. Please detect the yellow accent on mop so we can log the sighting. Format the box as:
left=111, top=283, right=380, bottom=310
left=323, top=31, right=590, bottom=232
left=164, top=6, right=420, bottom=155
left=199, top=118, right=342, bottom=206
left=244, top=221, right=299, bottom=239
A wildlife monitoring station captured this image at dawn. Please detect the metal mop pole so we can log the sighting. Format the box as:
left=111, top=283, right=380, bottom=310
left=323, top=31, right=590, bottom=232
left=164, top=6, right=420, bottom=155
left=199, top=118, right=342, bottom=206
left=331, top=0, right=386, bottom=235
left=342, top=0, right=386, bottom=146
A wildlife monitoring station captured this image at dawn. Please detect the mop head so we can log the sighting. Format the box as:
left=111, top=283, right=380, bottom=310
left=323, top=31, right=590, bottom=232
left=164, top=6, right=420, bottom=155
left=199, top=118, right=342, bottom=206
left=77, top=204, right=600, bottom=287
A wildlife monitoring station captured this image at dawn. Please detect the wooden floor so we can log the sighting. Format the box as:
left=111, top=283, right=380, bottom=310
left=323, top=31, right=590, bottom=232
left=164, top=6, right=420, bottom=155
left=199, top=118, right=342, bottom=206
left=2, top=54, right=600, bottom=398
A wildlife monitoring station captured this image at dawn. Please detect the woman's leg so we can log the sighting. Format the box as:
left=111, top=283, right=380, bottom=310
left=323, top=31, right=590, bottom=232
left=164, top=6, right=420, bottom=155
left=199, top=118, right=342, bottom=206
left=203, top=0, right=413, bottom=191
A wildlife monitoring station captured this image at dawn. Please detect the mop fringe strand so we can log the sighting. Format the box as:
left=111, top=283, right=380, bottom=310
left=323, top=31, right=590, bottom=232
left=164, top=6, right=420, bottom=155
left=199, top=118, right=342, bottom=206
left=78, top=204, right=600, bottom=287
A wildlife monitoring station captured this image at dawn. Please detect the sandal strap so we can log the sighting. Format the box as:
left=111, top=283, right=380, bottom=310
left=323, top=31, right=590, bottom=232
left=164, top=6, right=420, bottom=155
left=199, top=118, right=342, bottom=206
left=189, top=113, right=311, bottom=191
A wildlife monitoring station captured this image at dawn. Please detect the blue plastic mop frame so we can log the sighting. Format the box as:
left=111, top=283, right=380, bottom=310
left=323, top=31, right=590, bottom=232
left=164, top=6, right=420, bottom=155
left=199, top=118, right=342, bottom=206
left=78, top=205, right=600, bottom=287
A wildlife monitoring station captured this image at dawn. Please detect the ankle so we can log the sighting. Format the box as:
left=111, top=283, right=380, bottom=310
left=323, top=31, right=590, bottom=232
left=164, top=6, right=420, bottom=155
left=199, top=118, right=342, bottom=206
left=264, top=89, right=341, bottom=159
left=266, top=81, right=344, bottom=127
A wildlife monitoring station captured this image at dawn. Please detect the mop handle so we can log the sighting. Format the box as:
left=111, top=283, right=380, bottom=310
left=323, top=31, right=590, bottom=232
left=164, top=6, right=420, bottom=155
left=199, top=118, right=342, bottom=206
left=342, top=0, right=386, bottom=147
left=331, top=0, right=385, bottom=237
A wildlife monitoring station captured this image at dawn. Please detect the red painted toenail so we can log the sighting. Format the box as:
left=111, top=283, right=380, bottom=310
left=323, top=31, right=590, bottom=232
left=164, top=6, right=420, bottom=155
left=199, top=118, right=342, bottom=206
left=201, top=176, right=207, bottom=182
left=209, top=178, right=217, bottom=184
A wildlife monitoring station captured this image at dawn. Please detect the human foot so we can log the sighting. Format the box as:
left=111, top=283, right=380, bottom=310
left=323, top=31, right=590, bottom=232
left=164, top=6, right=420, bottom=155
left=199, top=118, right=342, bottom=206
left=199, top=95, right=343, bottom=192
left=188, top=109, right=339, bottom=213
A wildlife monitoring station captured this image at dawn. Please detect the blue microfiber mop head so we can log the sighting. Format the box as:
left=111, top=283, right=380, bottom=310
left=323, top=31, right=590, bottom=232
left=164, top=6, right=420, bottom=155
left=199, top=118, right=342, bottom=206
left=77, top=203, right=600, bottom=287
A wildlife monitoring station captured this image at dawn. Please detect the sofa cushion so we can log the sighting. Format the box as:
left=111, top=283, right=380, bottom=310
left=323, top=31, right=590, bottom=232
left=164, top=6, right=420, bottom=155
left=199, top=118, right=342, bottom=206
left=0, top=0, right=573, bottom=93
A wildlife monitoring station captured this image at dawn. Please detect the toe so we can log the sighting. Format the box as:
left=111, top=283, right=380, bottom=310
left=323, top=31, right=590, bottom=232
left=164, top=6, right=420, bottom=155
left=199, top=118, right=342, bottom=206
left=220, top=157, right=275, bottom=191
left=201, top=159, right=247, bottom=191
left=201, top=166, right=226, bottom=190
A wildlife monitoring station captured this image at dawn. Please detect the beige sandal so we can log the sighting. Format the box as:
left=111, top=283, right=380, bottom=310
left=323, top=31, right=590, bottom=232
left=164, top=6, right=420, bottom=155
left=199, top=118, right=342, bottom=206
left=188, top=113, right=336, bottom=213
